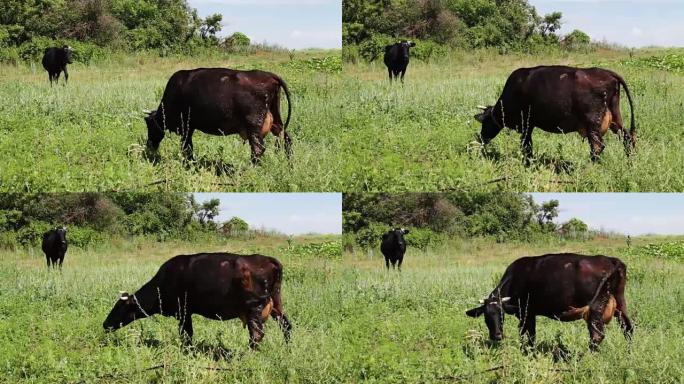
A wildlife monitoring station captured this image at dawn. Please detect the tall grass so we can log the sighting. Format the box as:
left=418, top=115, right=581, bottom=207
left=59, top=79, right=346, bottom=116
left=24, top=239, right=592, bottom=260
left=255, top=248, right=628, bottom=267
left=0, top=50, right=342, bottom=192
left=1, top=236, right=682, bottom=382
left=341, top=49, right=684, bottom=192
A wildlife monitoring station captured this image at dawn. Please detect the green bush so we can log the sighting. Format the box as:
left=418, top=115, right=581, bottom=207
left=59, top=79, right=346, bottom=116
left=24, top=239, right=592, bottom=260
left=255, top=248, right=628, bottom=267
left=225, top=32, right=250, bottom=47
left=15, top=221, right=52, bottom=247
left=404, top=228, right=444, bottom=250
left=355, top=35, right=447, bottom=63
left=66, top=227, right=105, bottom=248
left=355, top=222, right=390, bottom=249
left=14, top=37, right=107, bottom=64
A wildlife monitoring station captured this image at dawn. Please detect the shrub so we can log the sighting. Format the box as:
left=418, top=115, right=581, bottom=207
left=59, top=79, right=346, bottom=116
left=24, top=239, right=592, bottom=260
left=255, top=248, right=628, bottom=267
left=404, top=227, right=444, bottom=250
left=225, top=32, right=250, bottom=47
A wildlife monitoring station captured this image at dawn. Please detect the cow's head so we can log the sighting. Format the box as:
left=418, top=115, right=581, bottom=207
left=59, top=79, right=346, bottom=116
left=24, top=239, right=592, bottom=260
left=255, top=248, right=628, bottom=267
left=55, top=226, right=67, bottom=248
left=390, top=227, right=409, bottom=245
left=474, top=105, right=503, bottom=144
left=144, top=109, right=165, bottom=151
left=103, top=291, right=145, bottom=331
left=62, top=45, right=74, bottom=64
left=466, top=296, right=517, bottom=342
left=398, top=40, right=415, bottom=60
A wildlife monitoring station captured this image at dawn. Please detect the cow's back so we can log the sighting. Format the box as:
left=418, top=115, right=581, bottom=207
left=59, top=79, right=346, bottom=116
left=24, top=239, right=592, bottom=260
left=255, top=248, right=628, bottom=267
left=506, top=253, right=623, bottom=315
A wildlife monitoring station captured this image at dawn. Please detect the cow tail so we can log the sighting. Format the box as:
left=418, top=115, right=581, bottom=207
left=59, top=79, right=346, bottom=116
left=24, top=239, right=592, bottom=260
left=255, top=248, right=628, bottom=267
left=274, top=75, right=292, bottom=132
left=613, top=72, right=636, bottom=143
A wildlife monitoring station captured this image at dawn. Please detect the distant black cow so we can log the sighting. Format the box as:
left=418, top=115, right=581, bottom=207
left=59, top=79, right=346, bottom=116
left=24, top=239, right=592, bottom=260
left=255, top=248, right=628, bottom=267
left=42, top=227, right=68, bottom=269
left=474, top=66, right=636, bottom=162
left=42, top=46, right=74, bottom=86
left=380, top=228, right=409, bottom=270
left=144, top=68, right=292, bottom=165
left=466, top=253, right=633, bottom=351
left=383, top=41, right=415, bottom=83
left=103, top=253, right=292, bottom=349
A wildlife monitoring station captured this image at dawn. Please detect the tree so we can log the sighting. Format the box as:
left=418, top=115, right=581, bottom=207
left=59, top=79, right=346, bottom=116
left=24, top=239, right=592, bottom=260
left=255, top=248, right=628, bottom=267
left=225, top=32, right=250, bottom=47
left=559, top=218, right=588, bottom=234
left=539, top=11, right=562, bottom=37
left=221, top=216, right=249, bottom=235
left=537, top=200, right=559, bottom=231
left=200, top=13, right=222, bottom=42
left=196, top=198, right=220, bottom=225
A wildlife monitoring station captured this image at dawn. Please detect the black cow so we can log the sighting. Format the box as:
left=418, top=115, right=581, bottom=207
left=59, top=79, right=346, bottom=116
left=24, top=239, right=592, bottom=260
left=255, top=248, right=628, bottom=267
left=465, top=253, right=633, bottom=351
left=144, top=68, right=292, bottom=165
left=103, top=253, right=292, bottom=349
left=383, top=41, right=415, bottom=83
left=42, top=46, right=74, bottom=86
left=474, top=66, right=636, bottom=162
left=42, top=227, right=68, bottom=269
left=380, top=228, right=409, bottom=270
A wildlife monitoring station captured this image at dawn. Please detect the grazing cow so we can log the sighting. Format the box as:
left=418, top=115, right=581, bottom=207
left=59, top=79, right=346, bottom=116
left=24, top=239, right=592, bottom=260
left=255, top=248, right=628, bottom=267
left=474, top=66, right=636, bottom=162
left=383, top=41, right=415, bottom=83
left=103, top=253, right=292, bottom=349
left=42, top=227, right=68, bottom=269
left=144, top=68, right=292, bottom=165
left=380, top=228, right=409, bottom=270
left=465, top=253, right=633, bottom=351
left=42, top=46, right=74, bottom=86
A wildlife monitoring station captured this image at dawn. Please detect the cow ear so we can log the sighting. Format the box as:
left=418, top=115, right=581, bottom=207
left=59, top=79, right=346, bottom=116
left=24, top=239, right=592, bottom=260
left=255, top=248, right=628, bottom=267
left=403, top=229, right=410, bottom=234
left=466, top=306, right=485, bottom=318
left=474, top=112, right=486, bottom=123
left=410, top=42, right=416, bottom=47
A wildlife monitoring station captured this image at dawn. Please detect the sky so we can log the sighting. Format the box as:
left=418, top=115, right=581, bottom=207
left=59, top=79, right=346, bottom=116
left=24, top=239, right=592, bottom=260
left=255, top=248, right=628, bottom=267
left=530, top=193, right=684, bottom=236
left=187, top=0, right=341, bottom=49
left=192, top=193, right=341, bottom=235
left=532, top=0, right=684, bottom=47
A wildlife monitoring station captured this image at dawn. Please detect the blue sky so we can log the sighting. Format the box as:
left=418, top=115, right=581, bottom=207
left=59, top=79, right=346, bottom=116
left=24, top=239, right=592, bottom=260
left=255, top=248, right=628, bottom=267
left=530, top=193, right=684, bottom=235
left=193, top=193, right=342, bottom=235
left=187, top=0, right=341, bottom=49
left=532, top=0, right=684, bottom=47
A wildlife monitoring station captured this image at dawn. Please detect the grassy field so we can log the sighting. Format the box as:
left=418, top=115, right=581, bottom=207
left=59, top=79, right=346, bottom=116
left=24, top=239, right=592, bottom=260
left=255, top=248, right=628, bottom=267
left=341, top=48, right=684, bottom=191
left=0, top=50, right=342, bottom=192
left=2, top=235, right=682, bottom=383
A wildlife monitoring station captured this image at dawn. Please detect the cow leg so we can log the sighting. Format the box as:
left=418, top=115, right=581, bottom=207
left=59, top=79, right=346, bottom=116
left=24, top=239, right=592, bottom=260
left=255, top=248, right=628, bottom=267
left=63, top=68, right=68, bottom=85
left=586, top=310, right=606, bottom=351
left=518, top=314, right=536, bottom=348
left=387, top=68, right=393, bottom=82
left=58, top=256, right=64, bottom=270
left=46, top=257, right=51, bottom=268
left=588, top=129, right=605, bottom=162
left=385, top=257, right=390, bottom=270
left=283, top=131, right=293, bottom=159
left=520, top=127, right=534, bottom=165
left=180, top=130, right=194, bottom=161
left=54, top=72, right=60, bottom=85
left=246, top=314, right=265, bottom=350
left=248, top=132, right=265, bottom=165
left=270, top=293, right=292, bottom=343
left=397, top=256, right=404, bottom=272
left=400, top=69, right=406, bottom=83
left=178, top=314, right=193, bottom=345
left=614, top=266, right=634, bottom=341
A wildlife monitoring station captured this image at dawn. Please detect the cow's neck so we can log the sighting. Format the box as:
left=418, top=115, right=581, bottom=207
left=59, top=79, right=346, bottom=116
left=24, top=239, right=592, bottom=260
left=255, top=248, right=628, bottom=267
left=490, top=274, right=512, bottom=299
left=133, top=282, right=162, bottom=317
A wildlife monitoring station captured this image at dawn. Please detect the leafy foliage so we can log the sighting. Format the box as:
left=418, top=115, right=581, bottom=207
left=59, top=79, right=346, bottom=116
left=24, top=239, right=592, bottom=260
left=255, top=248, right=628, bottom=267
left=343, top=0, right=590, bottom=61
left=344, top=192, right=567, bottom=249
left=0, top=0, right=254, bottom=60
left=0, top=193, right=252, bottom=248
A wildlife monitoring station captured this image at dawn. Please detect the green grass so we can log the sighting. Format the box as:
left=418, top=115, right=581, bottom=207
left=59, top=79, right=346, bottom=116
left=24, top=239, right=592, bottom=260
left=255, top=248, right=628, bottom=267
left=1, top=235, right=682, bottom=382
left=341, top=48, right=684, bottom=191
left=0, top=50, right=343, bottom=192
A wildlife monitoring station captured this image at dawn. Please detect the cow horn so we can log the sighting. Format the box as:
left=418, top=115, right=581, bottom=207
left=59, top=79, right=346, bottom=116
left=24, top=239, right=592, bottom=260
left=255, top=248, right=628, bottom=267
left=476, top=105, right=488, bottom=110
left=142, top=109, right=152, bottom=115
left=478, top=299, right=485, bottom=304
left=501, top=297, right=511, bottom=303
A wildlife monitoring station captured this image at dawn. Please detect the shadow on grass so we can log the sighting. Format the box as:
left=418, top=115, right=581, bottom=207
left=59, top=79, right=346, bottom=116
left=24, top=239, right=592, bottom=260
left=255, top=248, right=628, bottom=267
left=184, top=341, right=239, bottom=361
